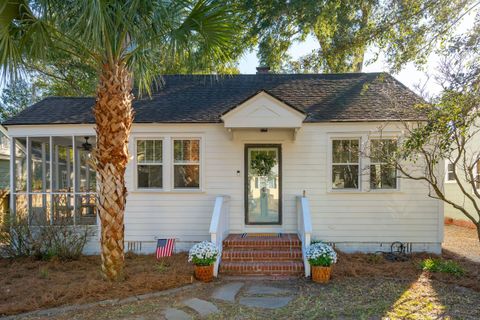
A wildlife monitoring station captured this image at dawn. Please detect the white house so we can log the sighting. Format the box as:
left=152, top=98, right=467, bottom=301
left=3, top=72, right=444, bottom=276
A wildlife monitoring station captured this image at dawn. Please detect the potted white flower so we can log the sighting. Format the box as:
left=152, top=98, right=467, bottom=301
left=306, top=242, right=337, bottom=283
left=188, top=241, right=219, bottom=282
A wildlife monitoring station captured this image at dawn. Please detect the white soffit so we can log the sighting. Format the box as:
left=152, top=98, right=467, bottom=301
left=221, top=91, right=306, bottom=129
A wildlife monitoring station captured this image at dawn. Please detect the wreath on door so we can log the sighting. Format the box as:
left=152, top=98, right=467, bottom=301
left=251, top=152, right=277, bottom=176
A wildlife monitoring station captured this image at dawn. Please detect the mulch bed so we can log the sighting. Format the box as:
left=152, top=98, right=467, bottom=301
left=332, top=250, right=480, bottom=292
left=1, top=244, right=479, bottom=316
left=0, top=253, right=194, bottom=316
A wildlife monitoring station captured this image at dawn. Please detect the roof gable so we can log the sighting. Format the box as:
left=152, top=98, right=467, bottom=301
left=221, top=91, right=306, bottom=128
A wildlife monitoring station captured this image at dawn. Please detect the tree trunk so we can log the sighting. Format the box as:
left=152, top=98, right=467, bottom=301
left=93, top=62, right=133, bottom=281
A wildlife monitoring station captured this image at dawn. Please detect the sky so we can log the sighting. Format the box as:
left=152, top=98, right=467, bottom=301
left=237, top=11, right=476, bottom=97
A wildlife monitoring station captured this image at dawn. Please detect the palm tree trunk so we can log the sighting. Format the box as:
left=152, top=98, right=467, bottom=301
left=93, top=62, right=133, bottom=281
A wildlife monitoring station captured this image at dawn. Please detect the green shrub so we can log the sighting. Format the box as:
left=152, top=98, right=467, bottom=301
left=0, top=217, right=93, bottom=260
left=420, top=258, right=465, bottom=276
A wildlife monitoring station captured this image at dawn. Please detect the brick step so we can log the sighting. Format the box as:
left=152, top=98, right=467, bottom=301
left=222, top=249, right=303, bottom=261
left=223, top=234, right=301, bottom=249
left=219, top=261, right=304, bottom=276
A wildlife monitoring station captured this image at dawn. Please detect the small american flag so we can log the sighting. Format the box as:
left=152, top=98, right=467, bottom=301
left=156, top=238, right=175, bottom=259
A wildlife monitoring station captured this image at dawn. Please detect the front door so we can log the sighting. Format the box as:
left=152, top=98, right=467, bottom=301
left=245, top=144, right=282, bottom=225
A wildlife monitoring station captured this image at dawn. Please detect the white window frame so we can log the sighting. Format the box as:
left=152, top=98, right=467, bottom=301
left=134, top=138, right=164, bottom=191
left=171, top=138, right=202, bottom=191
left=445, top=161, right=456, bottom=183
left=329, top=137, right=361, bottom=192
left=369, top=138, right=399, bottom=191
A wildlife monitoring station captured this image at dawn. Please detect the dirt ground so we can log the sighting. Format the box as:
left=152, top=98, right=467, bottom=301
left=1, top=225, right=479, bottom=318
left=443, top=225, right=480, bottom=262
left=0, top=253, right=194, bottom=316
left=21, top=272, right=480, bottom=320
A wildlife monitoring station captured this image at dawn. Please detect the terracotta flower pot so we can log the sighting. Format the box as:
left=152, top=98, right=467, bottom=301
left=311, top=265, right=332, bottom=283
left=194, top=264, right=214, bottom=282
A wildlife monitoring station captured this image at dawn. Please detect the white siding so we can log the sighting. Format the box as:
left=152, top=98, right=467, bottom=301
left=7, top=122, right=443, bottom=253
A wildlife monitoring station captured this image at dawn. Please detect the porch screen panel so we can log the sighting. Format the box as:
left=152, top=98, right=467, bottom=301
left=28, top=138, right=51, bottom=225
left=14, top=137, right=27, bottom=192
left=75, top=136, right=97, bottom=225
left=50, top=137, right=73, bottom=224
left=173, top=139, right=200, bottom=189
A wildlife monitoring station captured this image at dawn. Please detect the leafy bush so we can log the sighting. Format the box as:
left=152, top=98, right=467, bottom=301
left=306, top=242, right=337, bottom=267
left=0, top=217, right=93, bottom=260
left=188, top=241, right=218, bottom=266
left=420, top=258, right=465, bottom=276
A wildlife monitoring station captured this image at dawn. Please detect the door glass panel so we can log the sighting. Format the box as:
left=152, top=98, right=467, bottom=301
left=246, top=146, right=280, bottom=224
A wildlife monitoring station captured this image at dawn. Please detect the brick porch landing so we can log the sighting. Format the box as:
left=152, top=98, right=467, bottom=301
left=219, top=234, right=304, bottom=276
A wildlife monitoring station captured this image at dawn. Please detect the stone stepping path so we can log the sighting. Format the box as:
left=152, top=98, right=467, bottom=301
left=211, top=282, right=295, bottom=310
left=212, top=282, right=244, bottom=302
left=164, top=308, right=192, bottom=320
left=164, top=281, right=295, bottom=319
left=239, top=296, right=293, bottom=309
left=245, top=285, right=290, bottom=295
left=183, top=298, right=219, bottom=317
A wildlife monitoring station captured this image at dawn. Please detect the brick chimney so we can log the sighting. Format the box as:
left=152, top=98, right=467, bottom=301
left=256, top=66, right=270, bottom=74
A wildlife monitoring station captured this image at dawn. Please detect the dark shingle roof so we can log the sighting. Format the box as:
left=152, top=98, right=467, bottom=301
left=3, top=73, right=425, bottom=125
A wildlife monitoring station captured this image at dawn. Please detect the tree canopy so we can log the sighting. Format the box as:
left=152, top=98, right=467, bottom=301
left=236, top=0, right=479, bottom=73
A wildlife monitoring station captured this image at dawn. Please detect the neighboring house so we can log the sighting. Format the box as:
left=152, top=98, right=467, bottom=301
left=3, top=72, right=445, bottom=276
left=443, top=134, right=480, bottom=228
left=0, top=125, right=11, bottom=190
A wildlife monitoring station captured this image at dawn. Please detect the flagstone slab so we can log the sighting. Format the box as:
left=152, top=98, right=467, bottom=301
left=212, top=282, right=244, bottom=302
left=239, top=296, right=293, bottom=309
left=164, top=308, right=192, bottom=320
left=245, top=285, right=290, bottom=295
left=183, top=298, right=219, bottom=317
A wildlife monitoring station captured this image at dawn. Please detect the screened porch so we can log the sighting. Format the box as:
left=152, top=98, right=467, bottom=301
left=10, top=136, right=97, bottom=226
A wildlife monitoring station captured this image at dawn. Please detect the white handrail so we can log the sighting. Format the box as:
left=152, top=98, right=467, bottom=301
left=209, top=195, right=230, bottom=277
left=297, top=195, right=312, bottom=277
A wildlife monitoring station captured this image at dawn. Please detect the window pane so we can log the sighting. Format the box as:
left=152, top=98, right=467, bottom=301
left=137, top=165, right=162, bottom=188
left=332, top=165, right=358, bottom=189
left=174, top=165, right=199, bottom=188
left=174, top=140, right=199, bottom=163
left=332, top=140, right=358, bottom=163
left=370, top=164, right=397, bottom=189
left=371, top=139, right=396, bottom=163
left=137, top=140, right=145, bottom=162
left=154, top=140, right=162, bottom=162
left=137, top=140, right=162, bottom=163
left=447, top=163, right=455, bottom=181
left=448, top=172, right=456, bottom=181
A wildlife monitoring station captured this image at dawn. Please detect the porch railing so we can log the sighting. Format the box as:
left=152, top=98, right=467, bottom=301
left=209, top=195, right=230, bottom=277
left=297, top=194, right=312, bottom=277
